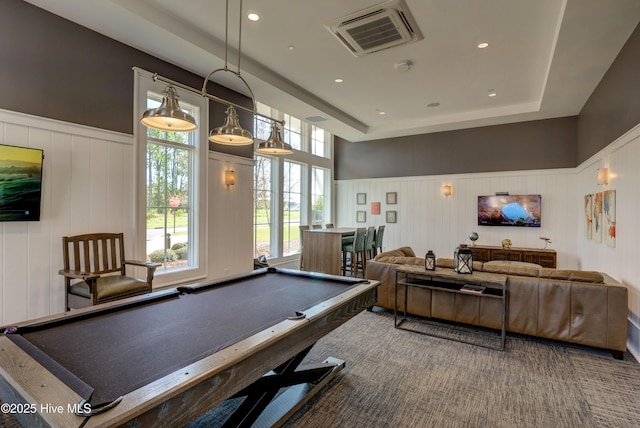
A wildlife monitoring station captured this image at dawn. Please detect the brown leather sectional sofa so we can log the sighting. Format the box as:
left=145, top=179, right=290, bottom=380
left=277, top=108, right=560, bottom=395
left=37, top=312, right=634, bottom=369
left=365, top=247, right=628, bottom=358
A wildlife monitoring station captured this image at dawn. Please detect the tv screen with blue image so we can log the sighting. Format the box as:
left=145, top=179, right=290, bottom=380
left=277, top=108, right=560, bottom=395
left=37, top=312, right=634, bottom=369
left=478, top=194, right=541, bottom=227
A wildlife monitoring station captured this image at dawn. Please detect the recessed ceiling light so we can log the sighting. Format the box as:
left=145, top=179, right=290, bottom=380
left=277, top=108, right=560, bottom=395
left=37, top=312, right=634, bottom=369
left=477, top=42, right=489, bottom=49
left=377, top=110, right=386, bottom=115
left=288, top=45, right=295, bottom=51
left=247, top=12, right=260, bottom=21
left=488, top=90, right=497, bottom=97
left=334, top=78, right=344, bottom=83
left=427, top=102, right=440, bottom=108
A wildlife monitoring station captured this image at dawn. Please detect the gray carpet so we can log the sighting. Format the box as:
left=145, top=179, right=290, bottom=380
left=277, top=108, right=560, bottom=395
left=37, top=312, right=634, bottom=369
left=3, top=309, right=639, bottom=427
left=279, top=308, right=640, bottom=428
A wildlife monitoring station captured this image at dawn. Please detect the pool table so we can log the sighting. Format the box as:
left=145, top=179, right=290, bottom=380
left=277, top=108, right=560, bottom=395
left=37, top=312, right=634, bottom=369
left=0, top=267, right=379, bottom=427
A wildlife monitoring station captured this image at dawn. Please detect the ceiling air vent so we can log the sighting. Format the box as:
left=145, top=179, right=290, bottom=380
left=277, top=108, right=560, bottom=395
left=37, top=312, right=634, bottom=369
left=325, top=0, right=423, bottom=57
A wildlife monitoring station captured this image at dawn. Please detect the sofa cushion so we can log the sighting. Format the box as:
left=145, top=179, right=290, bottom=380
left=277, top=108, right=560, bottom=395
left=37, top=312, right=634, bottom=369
left=436, top=257, right=484, bottom=272
left=436, top=258, right=454, bottom=269
left=374, top=246, right=415, bottom=260
left=373, top=256, right=424, bottom=266
left=538, top=268, right=604, bottom=283
left=482, top=261, right=541, bottom=277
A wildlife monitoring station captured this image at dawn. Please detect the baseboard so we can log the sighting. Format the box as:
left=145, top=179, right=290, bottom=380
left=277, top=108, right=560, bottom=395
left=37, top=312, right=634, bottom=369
left=627, top=317, right=640, bottom=361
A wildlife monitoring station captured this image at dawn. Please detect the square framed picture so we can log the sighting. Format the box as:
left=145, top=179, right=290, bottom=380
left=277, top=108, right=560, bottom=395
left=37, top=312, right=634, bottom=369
left=357, top=193, right=366, bottom=205
left=386, top=192, right=397, bottom=205
left=356, top=210, right=367, bottom=223
left=386, top=210, right=397, bottom=223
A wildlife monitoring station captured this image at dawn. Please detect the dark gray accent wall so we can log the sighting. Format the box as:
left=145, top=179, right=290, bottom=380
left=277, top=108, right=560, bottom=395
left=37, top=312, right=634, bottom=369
left=0, top=0, right=254, bottom=158
left=335, top=117, right=577, bottom=180
left=577, top=21, right=640, bottom=163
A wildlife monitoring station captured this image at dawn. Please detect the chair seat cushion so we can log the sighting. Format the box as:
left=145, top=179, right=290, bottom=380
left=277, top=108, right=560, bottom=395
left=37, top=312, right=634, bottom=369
left=70, top=275, right=150, bottom=302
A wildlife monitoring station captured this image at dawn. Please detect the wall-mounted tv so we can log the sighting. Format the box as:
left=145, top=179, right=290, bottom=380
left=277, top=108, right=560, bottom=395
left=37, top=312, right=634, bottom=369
left=478, top=194, right=541, bottom=227
left=0, top=144, right=44, bottom=221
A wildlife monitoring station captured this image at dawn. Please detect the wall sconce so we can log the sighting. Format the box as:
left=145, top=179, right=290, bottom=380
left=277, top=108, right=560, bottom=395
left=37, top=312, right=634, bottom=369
left=442, top=185, right=452, bottom=197
left=224, top=170, right=235, bottom=187
left=597, top=168, right=609, bottom=185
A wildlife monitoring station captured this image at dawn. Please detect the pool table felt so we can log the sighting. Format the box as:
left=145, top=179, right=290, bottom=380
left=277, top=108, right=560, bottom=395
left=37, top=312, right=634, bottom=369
left=10, top=270, right=362, bottom=405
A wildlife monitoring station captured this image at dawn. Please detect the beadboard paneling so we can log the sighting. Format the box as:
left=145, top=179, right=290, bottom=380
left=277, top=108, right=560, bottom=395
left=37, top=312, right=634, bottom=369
left=336, top=123, right=640, bottom=359
left=337, top=169, right=576, bottom=267
left=575, top=124, right=640, bottom=359
left=0, top=110, right=136, bottom=324
left=207, top=152, right=255, bottom=279
left=0, top=110, right=256, bottom=325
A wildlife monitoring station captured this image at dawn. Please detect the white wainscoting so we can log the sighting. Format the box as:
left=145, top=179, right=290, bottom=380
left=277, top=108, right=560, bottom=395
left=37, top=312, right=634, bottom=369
left=0, top=110, right=257, bottom=326
left=575, top=123, right=640, bottom=360
left=0, top=109, right=135, bottom=324
left=336, top=125, right=640, bottom=359
left=207, top=151, right=255, bottom=279
left=336, top=169, right=578, bottom=267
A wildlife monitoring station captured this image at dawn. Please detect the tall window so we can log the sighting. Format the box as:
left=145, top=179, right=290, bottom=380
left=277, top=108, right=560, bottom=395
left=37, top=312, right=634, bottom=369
left=311, top=125, right=329, bottom=158
left=284, top=114, right=302, bottom=150
left=144, top=97, right=196, bottom=272
left=136, top=71, right=206, bottom=285
left=254, top=155, right=272, bottom=258
left=283, top=161, right=303, bottom=255
left=252, top=102, right=333, bottom=261
left=312, top=167, right=329, bottom=225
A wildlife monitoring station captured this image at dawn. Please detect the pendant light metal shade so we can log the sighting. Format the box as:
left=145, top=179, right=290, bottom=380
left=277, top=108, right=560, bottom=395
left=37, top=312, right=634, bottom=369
left=141, top=86, right=197, bottom=132
left=256, top=122, right=293, bottom=155
left=209, top=106, right=253, bottom=145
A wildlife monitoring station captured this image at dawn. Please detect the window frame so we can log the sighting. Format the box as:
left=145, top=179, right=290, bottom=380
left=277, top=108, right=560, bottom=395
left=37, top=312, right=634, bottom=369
left=134, top=70, right=208, bottom=286
left=252, top=103, right=333, bottom=263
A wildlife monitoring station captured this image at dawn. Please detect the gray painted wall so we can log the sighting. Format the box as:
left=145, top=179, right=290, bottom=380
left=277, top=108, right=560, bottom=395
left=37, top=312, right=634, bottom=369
left=0, top=0, right=254, bottom=158
left=335, top=21, right=640, bottom=180
left=335, top=117, right=577, bottom=180
left=577, top=21, right=640, bottom=164
left=3, top=1, right=640, bottom=170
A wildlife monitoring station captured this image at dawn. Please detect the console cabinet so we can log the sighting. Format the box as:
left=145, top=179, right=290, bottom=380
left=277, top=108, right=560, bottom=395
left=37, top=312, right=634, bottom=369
left=469, top=245, right=556, bottom=268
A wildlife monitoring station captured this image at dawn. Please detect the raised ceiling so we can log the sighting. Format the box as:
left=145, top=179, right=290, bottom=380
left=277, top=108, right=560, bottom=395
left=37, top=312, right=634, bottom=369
left=25, top=0, right=640, bottom=142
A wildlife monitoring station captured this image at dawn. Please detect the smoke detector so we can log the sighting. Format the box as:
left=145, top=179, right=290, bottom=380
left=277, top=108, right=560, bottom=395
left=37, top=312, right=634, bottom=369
left=325, top=0, right=423, bottom=57
left=394, top=60, right=413, bottom=71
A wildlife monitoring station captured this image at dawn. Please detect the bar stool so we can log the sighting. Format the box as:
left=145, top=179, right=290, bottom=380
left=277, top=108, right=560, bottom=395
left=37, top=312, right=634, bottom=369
left=364, top=226, right=376, bottom=263
left=373, top=225, right=385, bottom=256
left=342, top=228, right=366, bottom=277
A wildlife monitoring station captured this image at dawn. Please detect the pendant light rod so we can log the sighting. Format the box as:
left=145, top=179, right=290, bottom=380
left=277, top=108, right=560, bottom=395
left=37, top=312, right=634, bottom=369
left=237, top=0, right=243, bottom=73
left=150, top=73, right=283, bottom=125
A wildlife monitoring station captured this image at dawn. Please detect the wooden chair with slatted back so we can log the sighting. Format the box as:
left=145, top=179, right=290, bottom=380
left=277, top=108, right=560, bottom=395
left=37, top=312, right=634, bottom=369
left=59, top=233, right=160, bottom=310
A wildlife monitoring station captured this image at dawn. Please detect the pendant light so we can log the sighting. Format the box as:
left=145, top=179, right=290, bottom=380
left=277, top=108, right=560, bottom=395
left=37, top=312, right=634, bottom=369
left=141, top=0, right=292, bottom=155
left=209, top=106, right=252, bottom=144
left=205, top=0, right=253, bottom=145
left=256, top=122, right=293, bottom=155
left=141, top=85, right=197, bottom=132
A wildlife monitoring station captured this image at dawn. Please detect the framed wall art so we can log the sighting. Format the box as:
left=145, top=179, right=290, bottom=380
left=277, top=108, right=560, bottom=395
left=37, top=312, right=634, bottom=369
left=357, top=193, right=366, bottom=205
left=357, top=210, right=366, bottom=223
left=386, top=192, right=397, bottom=205
left=603, top=189, right=616, bottom=247
left=386, top=210, right=397, bottom=223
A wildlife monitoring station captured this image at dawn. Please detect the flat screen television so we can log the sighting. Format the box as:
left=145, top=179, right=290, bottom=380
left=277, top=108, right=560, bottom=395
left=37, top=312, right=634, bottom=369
left=0, top=144, right=44, bottom=221
left=478, top=194, right=541, bottom=227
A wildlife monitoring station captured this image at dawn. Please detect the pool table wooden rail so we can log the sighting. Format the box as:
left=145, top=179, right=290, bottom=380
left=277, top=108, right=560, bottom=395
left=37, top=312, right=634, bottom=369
left=0, top=277, right=379, bottom=427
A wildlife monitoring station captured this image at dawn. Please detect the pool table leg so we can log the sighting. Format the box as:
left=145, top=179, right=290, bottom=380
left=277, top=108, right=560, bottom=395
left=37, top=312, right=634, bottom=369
left=221, top=344, right=345, bottom=427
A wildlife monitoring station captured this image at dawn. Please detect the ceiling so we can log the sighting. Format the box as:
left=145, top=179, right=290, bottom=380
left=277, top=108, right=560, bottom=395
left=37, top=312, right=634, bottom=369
left=25, top=0, right=640, bottom=142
